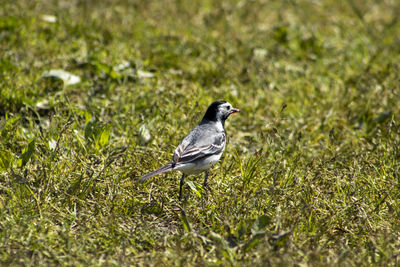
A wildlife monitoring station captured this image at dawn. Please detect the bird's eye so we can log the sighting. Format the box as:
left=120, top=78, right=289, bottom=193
left=226, top=106, right=230, bottom=110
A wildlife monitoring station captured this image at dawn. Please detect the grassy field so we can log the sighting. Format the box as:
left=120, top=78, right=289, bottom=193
left=1, top=0, right=400, bottom=265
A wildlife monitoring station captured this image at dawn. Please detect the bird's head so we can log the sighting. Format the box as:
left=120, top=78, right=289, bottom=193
left=202, top=101, right=240, bottom=122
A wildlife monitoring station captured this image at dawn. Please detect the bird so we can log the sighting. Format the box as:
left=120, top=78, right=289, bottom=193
left=139, top=101, right=240, bottom=200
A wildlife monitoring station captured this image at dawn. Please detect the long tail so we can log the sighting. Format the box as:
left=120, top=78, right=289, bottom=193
left=139, top=163, right=173, bottom=181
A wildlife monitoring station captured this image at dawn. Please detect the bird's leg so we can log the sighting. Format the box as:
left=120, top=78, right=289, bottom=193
left=179, top=174, right=185, bottom=200
left=202, top=171, right=213, bottom=199
left=203, top=171, right=209, bottom=188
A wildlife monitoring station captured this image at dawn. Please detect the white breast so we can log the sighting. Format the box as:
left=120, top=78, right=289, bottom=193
left=174, top=150, right=224, bottom=175
left=215, top=121, right=224, bottom=132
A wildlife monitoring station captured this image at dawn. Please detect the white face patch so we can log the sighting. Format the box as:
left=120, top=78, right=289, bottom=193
left=218, top=103, right=233, bottom=116
left=220, top=103, right=232, bottom=111
left=215, top=102, right=233, bottom=122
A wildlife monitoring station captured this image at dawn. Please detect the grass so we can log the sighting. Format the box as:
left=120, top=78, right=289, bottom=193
left=1, top=0, right=400, bottom=265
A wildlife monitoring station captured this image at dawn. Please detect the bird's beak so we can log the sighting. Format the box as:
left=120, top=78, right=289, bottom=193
left=230, top=108, right=240, bottom=115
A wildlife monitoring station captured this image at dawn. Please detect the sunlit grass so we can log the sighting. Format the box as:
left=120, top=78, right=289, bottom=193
left=1, top=0, right=400, bottom=265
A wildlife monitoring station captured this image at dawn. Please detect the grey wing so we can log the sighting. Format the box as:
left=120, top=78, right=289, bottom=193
left=173, top=129, right=225, bottom=165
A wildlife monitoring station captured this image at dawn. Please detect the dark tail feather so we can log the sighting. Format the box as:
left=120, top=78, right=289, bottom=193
left=139, top=163, right=173, bottom=181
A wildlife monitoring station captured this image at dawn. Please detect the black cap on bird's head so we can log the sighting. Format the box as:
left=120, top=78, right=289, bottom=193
left=202, top=101, right=240, bottom=123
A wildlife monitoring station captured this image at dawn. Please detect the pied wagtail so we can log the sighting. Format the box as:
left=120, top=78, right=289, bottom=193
left=139, top=101, right=240, bottom=200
